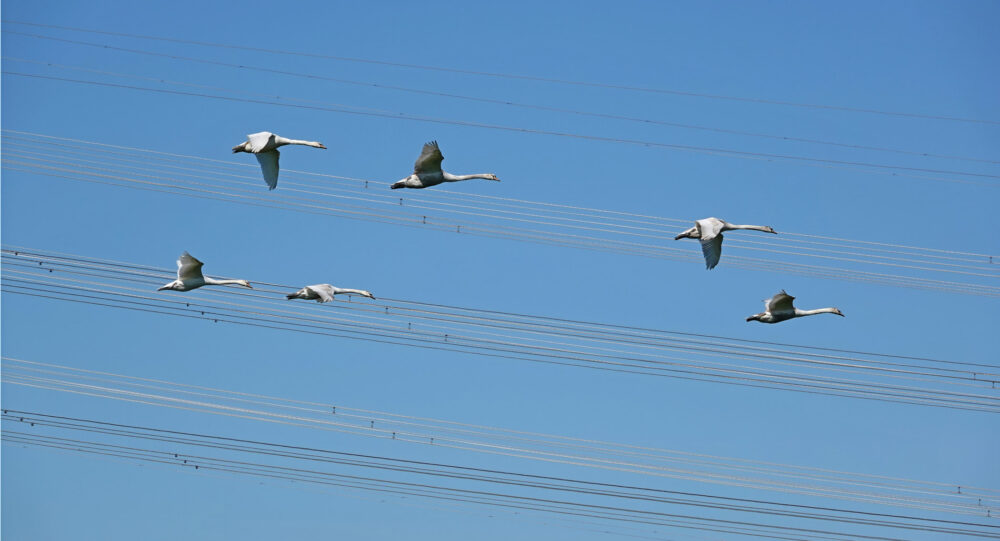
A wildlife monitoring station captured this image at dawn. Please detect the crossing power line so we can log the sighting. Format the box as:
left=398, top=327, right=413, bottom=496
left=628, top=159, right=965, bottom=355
left=3, top=132, right=998, bottom=297
left=3, top=411, right=998, bottom=540
left=3, top=248, right=998, bottom=413
left=4, top=356, right=996, bottom=518
left=4, top=19, right=999, bottom=126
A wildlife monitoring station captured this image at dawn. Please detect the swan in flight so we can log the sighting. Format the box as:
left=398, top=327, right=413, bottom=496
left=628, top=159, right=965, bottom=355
left=286, top=284, right=376, bottom=303
left=674, top=217, right=777, bottom=270
left=391, top=141, right=499, bottom=189
left=157, top=252, right=252, bottom=292
left=746, top=290, right=844, bottom=323
left=232, top=131, right=327, bottom=190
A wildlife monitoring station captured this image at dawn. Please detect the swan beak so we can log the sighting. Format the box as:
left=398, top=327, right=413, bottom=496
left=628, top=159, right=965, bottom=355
left=318, top=144, right=327, bottom=149
left=836, top=310, right=845, bottom=317
left=245, top=283, right=254, bottom=289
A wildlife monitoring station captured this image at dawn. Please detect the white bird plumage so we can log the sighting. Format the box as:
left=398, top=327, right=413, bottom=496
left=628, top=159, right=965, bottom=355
left=746, top=290, right=844, bottom=323
left=157, top=252, right=252, bottom=292
left=286, top=284, right=376, bottom=303
left=674, top=217, right=777, bottom=269
left=232, top=131, right=327, bottom=190
left=391, top=141, right=499, bottom=189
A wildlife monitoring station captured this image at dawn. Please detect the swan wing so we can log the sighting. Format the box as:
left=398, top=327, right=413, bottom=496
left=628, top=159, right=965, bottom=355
left=255, top=150, right=280, bottom=190
left=247, top=132, right=275, bottom=153
left=700, top=234, right=723, bottom=269
left=766, top=290, right=796, bottom=313
left=695, top=217, right=725, bottom=240
left=177, top=252, right=204, bottom=280
left=307, top=284, right=336, bottom=303
left=414, top=141, right=444, bottom=174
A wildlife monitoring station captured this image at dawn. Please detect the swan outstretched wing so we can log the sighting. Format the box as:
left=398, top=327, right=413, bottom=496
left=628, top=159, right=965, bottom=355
left=700, top=235, right=723, bottom=270
left=414, top=141, right=444, bottom=174
left=177, top=252, right=204, bottom=280
left=306, top=284, right=336, bottom=303
left=255, top=150, right=280, bottom=190
left=766, top=290, right=796, bottom=314
left=247, top=132, right=274, bottom=153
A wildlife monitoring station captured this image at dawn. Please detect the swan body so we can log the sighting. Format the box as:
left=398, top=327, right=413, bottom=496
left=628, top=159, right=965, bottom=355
left=746, top=290, right=844, bottom=323
left=157, top=252, right=252, bottom=292
left=232, top=131, right=327, bottom=190
left=286, top=284, right=375, bottom=303
left=391, top=141, right=499, bottom=189
left=674, top=217, right=777, bottom=270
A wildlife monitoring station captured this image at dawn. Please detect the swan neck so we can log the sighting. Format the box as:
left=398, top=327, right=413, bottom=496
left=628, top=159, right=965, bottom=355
left=795, top=308, right=838, bottom=317
left=443, top=172, right=492, bottom=182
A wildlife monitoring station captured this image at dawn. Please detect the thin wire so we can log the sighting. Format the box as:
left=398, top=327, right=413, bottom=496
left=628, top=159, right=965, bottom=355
left=5, top=139, right=997, bottom=277
left=4, top=49, right=998, bottom=166
left=4, top=356, right=995, bottom=515
left=5, top=71, right=999, bottom=186
left=5, top=129, right=996, bottom=263
left=4, top=255, right=997, bottom=413
left=4, top=154, right=998, bottom=297
left=4, top=19, right=998, bottom=126
left=4, top=412, right=996, bottom=539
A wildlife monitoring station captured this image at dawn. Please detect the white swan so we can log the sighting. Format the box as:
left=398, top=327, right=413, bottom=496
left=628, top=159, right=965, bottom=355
left=746, top=290, right=844, bottom=323
left=286, top=284, right=375, bottom=303
left=232, top=131, right=327, bottom=190
left=157, top=252, right=252, bottom=292
left=391, top=141, right=499, bottom=189
left=674, top=217, right=776, bottom=269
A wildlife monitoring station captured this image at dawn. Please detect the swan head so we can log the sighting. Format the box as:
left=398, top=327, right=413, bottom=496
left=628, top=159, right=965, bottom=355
left=763, top=226, right=777, bottom=234
left=237, top=280, right=253, bottom=289
left=831, top=308, right=845, bottom=317
left=488, top=174, right=500, bottom=181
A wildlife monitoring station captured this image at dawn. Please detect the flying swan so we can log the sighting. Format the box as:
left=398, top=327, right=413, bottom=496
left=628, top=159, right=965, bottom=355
left=157, top=252, right=252, bottom=292
left=232, top=131, right=326, bottom=190
left=286, top=284, right=376, bottom=303
left=674, top=217, right=776, bottom=270
left=391, top=141, right=499, bottom=189
left=746, top=290, right=844, bottom=323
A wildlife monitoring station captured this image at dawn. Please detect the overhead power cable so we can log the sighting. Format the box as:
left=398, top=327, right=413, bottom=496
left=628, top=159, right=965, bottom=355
left=3, top=48, right=998, bottom=166
left=3, top=133, right=998, bottom=297
left=3, top=19, right=998, bottom=126
left=4, top=70, right=1000, bottom=187
left=3, top=248, right=998, bottom=413
left=4, top=356, right=996, bottom=519
left=3, top=411, right=998, bottom=540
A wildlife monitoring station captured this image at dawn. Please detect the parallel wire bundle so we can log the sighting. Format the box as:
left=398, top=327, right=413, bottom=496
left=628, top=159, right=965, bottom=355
left=3, top=131, right=998, bottom=297
left=4, top=356, right=996, bottom=521
left=3, top=247, right=998, bottom=413
left=3, top=411, right=998, bottom=540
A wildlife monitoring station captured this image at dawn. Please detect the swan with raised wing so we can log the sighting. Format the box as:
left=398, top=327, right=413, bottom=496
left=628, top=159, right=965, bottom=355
left=391, top=141, right=499, bottom=189
left=157, top=252, right=252, bottom=292
left=746, top=290, right=844, bottom=323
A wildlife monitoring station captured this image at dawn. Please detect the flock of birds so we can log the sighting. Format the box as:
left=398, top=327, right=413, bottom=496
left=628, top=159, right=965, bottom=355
left=159, top=131, right=845, bottom=325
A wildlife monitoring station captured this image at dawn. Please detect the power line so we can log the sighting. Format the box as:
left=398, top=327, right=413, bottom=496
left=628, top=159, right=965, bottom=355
left=3, top=135, right=998, bottom=297
left=4, top=356, right=995, bottom=517
left=4, top=46, right=999, bottom=166
left=4, top=411, right=997, bottom=539
left=5, top=71, right=1000, bottom=187
left=3, top=248, right=998, bottom=413
left=3, top=19, right=998, bottom=126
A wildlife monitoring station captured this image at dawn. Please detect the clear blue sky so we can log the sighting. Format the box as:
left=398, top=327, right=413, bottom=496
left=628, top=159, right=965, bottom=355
left=2, top=2, right=998, bottom=540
